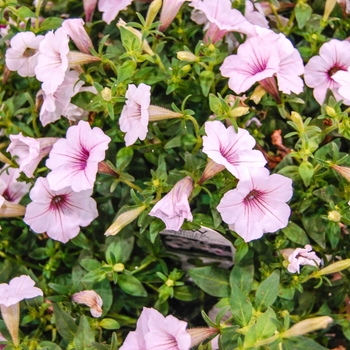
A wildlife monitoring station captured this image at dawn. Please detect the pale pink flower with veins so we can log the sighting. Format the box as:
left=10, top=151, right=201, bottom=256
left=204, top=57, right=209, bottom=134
left=84, top=0, right=98, bottom=22
left=7, top=133, right=58, bottom=178
left=72, top=290, right=103, bottom=317
left=333, top=67, right=350, bottom=103
left=98, top=0, right=133, bottom=25
left=149, top=176, right=193, bottom=231
left=283, top=245, right=321, bottom=274
left=0, top=167, right=31, bottom=203
left=62, top=18, right=93, bottom=54
left=201, top=121, right=266, bottom=183
left=24, top=177, right=98, bottom=243
left=244, top=0, right=269, bottom=28
left=217, top=167, right=293, bottom=242
left=5, top=31, right=44, bottom=77
left=304, top=39, right=350, bottom=105
left=220, top=29, right=304, bottom=101
left=159, top=0, right=187, bottom=32
left=119, top=83, right=151, bottom=146
left=120, top=307, right=191, bottom=350
left=46, top=120, right=111, bottom=192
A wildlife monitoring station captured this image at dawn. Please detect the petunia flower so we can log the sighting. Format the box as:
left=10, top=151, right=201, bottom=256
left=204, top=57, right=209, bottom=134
left=5, top=31, right=44, bottom=77
left=24, top=177, right=98, bottom=243
left=98, top=0, right=133, bottom=25
left=46, top=120, right=111, bottom=192
left=220, top=29, right=304, bottom=101
left=0, top=275, right=43, bottom=346
left=217, top=167, right=293, bottom=242
left=84, top=0, right=98, bottom=22
left=189, top=0, right=250, bottom=44
left=200, top=121, right=266, bottom=184
left=0, top=166, right=31, bottom=203
left=304, top=39, right=350, bottom=105
left=7, top=133, right=58, bottom=178
left=244, top=0, right=269, bottom=28
left=120, top=307, right=191, bottom=350
left=149, top=176, right=193, bottom=231
left=283, top=245, right=322, bottom=274
left=159, top=0, right=187, bottom=32
left=0, top=195, right=26, bottom=218
left=332, top=67, right=350, bottom=103
left=72, top=290, right=103, bottom=317
left=120, top=83, right=183, bottom=146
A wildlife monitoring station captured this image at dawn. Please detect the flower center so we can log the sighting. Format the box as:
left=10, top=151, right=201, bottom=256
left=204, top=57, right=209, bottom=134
left=328, top=65, right=344, bottom=78
left=23, top=47, right=37, bottom=58
left=50, top=194, right=67, bottom=210
left=244, top=189, right=262, bottom=204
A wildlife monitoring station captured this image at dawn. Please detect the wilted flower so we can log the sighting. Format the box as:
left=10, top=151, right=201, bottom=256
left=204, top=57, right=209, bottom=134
left=0, top=275, right=43, bottom=346
left=120, top=307, right=191, bottom=350
left=24, top=177, right=98, bottom=243
left=200, top=121, right=267, bottom=183
left=72, top=290, right=103, bottom=317
left=98, top=0, right=133, bottom=25
left=46, top=120, right=111, bottom=192
left=7, top=133, right=58, bottom=177
left=5, top=31, right=44, bottom=77
left=84, top=0, right=98, bottom=22
left=304, top=39, right=350, bottom=105
left=217, top=167, right=293, bottom=242
left=282, top=244, right=322, bottom=274
left=149, top=176, right=194, bottom=231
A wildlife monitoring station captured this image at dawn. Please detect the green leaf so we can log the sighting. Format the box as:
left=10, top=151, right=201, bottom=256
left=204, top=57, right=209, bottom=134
left=105, top=235, right=134, bottom=264
left=80, top=259, right=101, bottom=271
left=199, top=71, right=215, bottom=97
left=93, top=278, right=113, bottom=316
left=16, top=6, right=37, bottom=21
left=295, top=3, right=312, bottom=29
left=117, top=60, right=137, bottom=82
left=234, top=240, right=249, bottom=264
left=188, top=266, right=230, bottom=297
left=282, top=222, right=310, bottom=245
left=299, top=161, right=314, bottom=187
left=53, top=303, right=77, bottom=342
left=74, top=316, right=95, bottom=350
left=164, top=135, right=183, bottom=149
left=230, top=283, right=253, bottom=327
left=71, top=232, right=90, bottom=250
left=99, top=318, right=120, bottom=330
left=48, top=283, right=70, bottom=295
left=254, top=270, right=280, bottom=311
left=255, top=308, right=277, bottom=340
left=229, top=264, right=254, bottom=296
left=38, top=17, right=63, bottom=32
left=39, top=341, right=63, bottom=350
left=118, top=274, right=147, bottom=297
left=116, top=147, right=134, bottom=172
left=81, top=269, right=106, bottom=283
left=302, top=215, right=326, bottom=248
left=174, top=285, right=202, bottom=301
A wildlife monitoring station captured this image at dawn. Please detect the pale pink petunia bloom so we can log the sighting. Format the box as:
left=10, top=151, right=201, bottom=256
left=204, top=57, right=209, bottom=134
left=332, top=67, right=350, bottom=104
left=149, top=176, right=193, bottom=231
left=189, top=0, right=250, bottom=44
left=244, top=0, right=269, bottom=28
left=72, top=290, right=103, bottom=317
left=35, top=28, right=70, bottom=94
left=201, top=121, right=267, bottom=181
left=220, top=29, right=304, bottom=100
left=5, top=31, right=44, bottom=77
left=7, top=133, right=58, bottom=178
left=120, top=307, right=191, bottom=350
left=39, top=70, right=85, bottom=126
left=0, top=167, right=31, bottom=203
left=283, top=245, right=322, bottom=274
left=217, top=167, right=293, bottom=242
left=98, top=0, right=133, bottom=25
left=119, top=83, right=151, bottom=146
left=159, top=0, right=187, bottom=32
left=0, top=275, right=43, bottom=307
left=304, top=39, right=350, bottom=105
left=84, top=0, right=98, bottom=22
left=46, top=120, right=111, bottom=192
left=24, top=177, right=98, bottom=243
left=62, top=18, right=93, bottom=54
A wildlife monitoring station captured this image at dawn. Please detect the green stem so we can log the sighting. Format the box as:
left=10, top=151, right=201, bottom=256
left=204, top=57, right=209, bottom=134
left=185, top=115, right=202, bottom=154
left=122, top=179, right=143, bottom=193
left=131, top=259, right=155, bottom=275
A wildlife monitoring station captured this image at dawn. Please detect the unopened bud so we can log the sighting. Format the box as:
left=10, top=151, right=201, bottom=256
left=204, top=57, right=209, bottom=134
left=324, top=0, right=337, bottom=21
left=250, top=85, right=266, bottom=104
left=281, top=316, right=332, bottom=338
left=180, top=64, right=192, bottom=74
left=331, top=164, right=350, bottom=182
left=290, top=111, right=304, bottom=132
left=67, top=51, right=101, bottom=68
left=148, top=105, right=183, bottom=121
left=165, top=279, right=174, bottom=287
left=325, top=106, right=337, bottom=118
left=313, top=259, right=350, bottom=277
left=177, top=51, right=198, bottom=62
left=229, top=107, right=249, bottom=118
left=328, top=210, right=341, bottom=222
left=0, top=197, right=25, bottom=217
left=145, top=0, right=162, bottom=29
left=101, top=87, right=112, bottom=101
left=187, top=327, right=219, bottom=347
left=113, top=263, right=125, bottom=272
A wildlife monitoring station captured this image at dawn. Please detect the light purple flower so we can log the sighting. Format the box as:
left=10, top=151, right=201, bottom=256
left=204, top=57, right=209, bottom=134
left=5, top=31, right=44, bottom=77
left=120, top=307, right=191, bottom=350
left=189, top=0, right=250, bottom=43
left=119, top=83, right=151, bottom=146
left=7, top=133, right=58, bottom=178
left=0, top=275, right=43, bottom=307
left=202, top=121, right=266, bottom=181
left=35, top=28, right=70, bottom=94
left=149, top=176, right=193, bottom=231
left=98, top=0, right=133, bottom=25
left=304, top=39, right=350, bottom=105
left=244, top=0, right=269, bottom=28
left=0, top=167, right=31, bottom=203
left=24, top=177, right=98, bottom=243
left=39, top=70, right=85, bottom=126
left=62, top=18, right=93, bottom=54
left=331, top=67, right=350, bottom=104
left=284, top=245, right=322, bottom=274
left=217, top=167, right=293, bottom=242
left=46, top=120, right=111, bottom=192
left=220, top=29, right=304, bottom=100
left=84, top=0, right=98, bottom=22
left=159, top=0, right=187, bottom=32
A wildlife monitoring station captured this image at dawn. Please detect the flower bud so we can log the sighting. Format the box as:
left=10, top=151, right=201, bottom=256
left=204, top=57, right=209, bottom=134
left=324, top=0, right=337, bottom=21
left=0, top=304, right=19, bottom=346
left=148, top=105, right=183, bottom=121
left=325, top=106, right=337, bottom=118
left=177, top=51, right=198, bottom=62
left=328, top=210, right=341, bottom=222
left=229, top=107, right=249, bottom=118
left=113, top=263, right=125, bottom=272
left=145, top=0, right=162, bottom=29
left=331, top=164, right=350, bottom=182
left=281, top=316, right=332, bottom=338
left=290, top=111, right=304, bottom=132
left=198, top=159, right=225, bottom=185
left=250, top=85, right=266, bottom=104
left=187, top=327, right=219, bottom=347
left=313, top=259, right=350, bottom=277
left=101, top=87, right=112, bottom=101
left=0, top=196, right=25, bottom=218
left=72, top=290, right=103, bottom=318
left=67, top=51, right=101, bottom=68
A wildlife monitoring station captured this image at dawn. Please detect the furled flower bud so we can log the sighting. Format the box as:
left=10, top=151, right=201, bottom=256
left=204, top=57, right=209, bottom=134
left=328, top=210, right=341, bottom=222
left=0, top=196, right=26, bottom=218
left=331, top=164, right=350, bottom=182
left=113, top=263, right=125, bottom=273
left=101, top=87, right=112, bottom=101
left=72, top=290, right=103, bottom=318
left=187, top=327, right=219, bottom=347
left=177, top=51, right=198, bottom=62
left=145, top=0, right=162, bottom=29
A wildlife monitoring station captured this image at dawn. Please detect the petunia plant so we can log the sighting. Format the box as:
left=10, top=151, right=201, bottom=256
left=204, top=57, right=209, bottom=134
left=1, top=0, right=350, bottom=349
